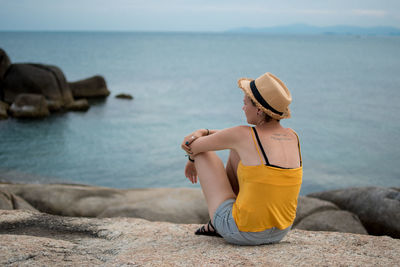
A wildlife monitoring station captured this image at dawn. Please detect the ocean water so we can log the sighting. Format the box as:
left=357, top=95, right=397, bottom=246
left=0, top=32, right=399, bottom=195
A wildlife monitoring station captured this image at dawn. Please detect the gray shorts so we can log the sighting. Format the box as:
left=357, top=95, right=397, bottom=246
left=213, top=199, right=292, bottom=246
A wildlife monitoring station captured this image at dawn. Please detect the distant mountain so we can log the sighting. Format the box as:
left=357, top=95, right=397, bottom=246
left=227, top=24, right=400, bottom=36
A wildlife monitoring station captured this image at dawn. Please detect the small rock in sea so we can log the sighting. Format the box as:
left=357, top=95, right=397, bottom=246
left=68, top=75, right=110, bottom=99
left=115, top=93, right=134, bottom=100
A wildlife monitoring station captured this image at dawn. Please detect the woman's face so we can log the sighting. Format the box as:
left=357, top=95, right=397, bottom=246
left=242, top=95, right=258, bottom=124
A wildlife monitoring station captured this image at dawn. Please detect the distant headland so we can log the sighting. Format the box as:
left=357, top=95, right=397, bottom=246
left=227, top=24, right=400, bottom=36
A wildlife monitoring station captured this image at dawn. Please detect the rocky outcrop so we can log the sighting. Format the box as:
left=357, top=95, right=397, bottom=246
left=2, top=64, right=72, bottom=109
left=8, top=93, right=50, bottom=118
left=69, top=75, right=110, bottom=98
left=0, top=209, right=399, bottom=266
left=0, top=48, right=110, bottom=119
left=308, top=187, right=400, bottom=238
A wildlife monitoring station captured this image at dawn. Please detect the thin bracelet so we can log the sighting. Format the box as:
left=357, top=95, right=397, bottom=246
left=186, top=154, right=195, bottom=162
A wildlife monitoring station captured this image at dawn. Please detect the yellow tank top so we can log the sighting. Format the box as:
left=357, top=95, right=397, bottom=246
left=232, top=127, right=303, bottom=232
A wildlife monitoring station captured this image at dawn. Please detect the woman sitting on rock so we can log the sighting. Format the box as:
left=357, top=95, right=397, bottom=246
left=181, top=72, right=302, bottom=245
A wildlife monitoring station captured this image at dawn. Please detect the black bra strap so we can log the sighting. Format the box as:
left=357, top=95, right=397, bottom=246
left=252, top=127, right=269, bottom=165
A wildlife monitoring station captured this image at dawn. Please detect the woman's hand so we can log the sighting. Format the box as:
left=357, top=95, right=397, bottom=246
left=184, top=160, right=198, bottom=184
left=181, top=129, right=207, bottom=154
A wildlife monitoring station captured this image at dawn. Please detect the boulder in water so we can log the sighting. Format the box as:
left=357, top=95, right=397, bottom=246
left=69, top=75, right=110, bottom=98
left=1, top=63, right=74, bottom=110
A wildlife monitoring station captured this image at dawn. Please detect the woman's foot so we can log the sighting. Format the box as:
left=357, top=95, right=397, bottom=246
left=195, top=220, right=222, bottom=237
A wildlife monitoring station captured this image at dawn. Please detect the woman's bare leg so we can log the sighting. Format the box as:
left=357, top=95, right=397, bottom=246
left=226, top=149, right=240, bottom=196
left=194, top=151, right=236, bottom=223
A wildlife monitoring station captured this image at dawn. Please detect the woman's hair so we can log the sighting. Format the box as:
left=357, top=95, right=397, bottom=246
left=250, top=98, right=280, bottom=122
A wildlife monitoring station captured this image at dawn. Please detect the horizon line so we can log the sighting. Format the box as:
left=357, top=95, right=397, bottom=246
left=0, top=23, right=400, bottom=33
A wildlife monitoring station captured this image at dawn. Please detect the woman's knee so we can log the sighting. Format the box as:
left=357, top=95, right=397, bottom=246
left=194, top=151, right=215, bottom=158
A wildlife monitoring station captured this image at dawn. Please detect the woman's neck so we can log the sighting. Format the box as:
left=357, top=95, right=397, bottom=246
left=256, top=119, right=281, bottom=130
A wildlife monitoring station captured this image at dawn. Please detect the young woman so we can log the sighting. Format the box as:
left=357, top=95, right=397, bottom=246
left=181, top=72, right=302, bottom=245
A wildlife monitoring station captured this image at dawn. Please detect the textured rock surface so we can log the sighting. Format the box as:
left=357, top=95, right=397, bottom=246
left=69, top=75, right=110, bottom=98
left=0, top=183, right=387, bottom=236
left=308, top=187, right=400, bottom=238
left=0, top=210, right=399, bottom=266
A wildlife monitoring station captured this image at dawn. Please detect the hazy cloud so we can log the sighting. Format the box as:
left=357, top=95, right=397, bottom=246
left=0, top=0, right=399, bottom=31
left=352, top=9, right=387, bottom=17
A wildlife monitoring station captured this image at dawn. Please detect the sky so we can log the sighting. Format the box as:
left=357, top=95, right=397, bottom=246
left=0, top=0, right=399, bottom=32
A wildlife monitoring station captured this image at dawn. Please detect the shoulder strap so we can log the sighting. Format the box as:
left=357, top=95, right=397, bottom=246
left=251, top=127, right=270, bottom=165
left=290, top=129, right=303, bottom=167
left=249, top=127, right=264, bottom=165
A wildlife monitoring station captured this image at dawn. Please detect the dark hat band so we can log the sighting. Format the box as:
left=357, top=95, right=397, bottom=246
left=250, top=80, right=283, bottom=116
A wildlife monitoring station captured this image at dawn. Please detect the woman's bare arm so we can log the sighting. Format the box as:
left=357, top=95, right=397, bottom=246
left=189, top=126, right=247, bottom=156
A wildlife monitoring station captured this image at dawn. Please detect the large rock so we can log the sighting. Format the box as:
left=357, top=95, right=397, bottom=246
left=97, top=188, right=209, bottom=223
left=0, top=210, right=399, bottom=266
left=69, top=75, right=110, bottom=98
left=295, top=210, right=368, bottom=235
left=9, top=93, right=50, bottom=118
left=1, top=63, right=74, bottom=109
left=0, top=183, right=209, bottom=224
left=0, top=101, right=9, bottom=119
left=308, top=187, right=400, bottom=238
left=294, top=196, right=339, bottom=226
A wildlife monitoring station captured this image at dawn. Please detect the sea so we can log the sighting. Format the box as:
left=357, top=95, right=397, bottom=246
left=0, top=31, right=399, bottom=195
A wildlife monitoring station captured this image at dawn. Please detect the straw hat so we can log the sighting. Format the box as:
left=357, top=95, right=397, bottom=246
left=238, top=72, right=292, bottom=120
